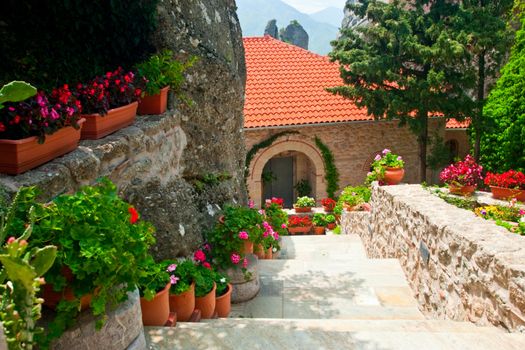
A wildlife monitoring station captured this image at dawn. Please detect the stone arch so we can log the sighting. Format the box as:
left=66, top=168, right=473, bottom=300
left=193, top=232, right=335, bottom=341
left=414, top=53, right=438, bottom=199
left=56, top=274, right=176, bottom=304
left=248, top=136, right=327, bottom=207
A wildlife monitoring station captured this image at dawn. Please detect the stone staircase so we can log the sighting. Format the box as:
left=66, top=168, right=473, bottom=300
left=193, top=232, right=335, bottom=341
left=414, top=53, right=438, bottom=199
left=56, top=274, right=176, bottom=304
left=145, top=234, right=525, bottom=349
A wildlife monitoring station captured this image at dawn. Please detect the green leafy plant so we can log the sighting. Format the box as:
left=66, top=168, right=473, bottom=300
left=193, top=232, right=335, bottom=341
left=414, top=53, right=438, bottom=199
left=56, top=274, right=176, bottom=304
left=164, top=259, right=195, bottom=296
left=294, top=180, right=312, bottom=198
left=325, top=214, right=336, bottom=224
left=137, top=258, right=170, bottom=301
left=0, top=81, right=37, bottom=109
left=213, top=271, right=230, bottom=297
left=294, top=196, right=315, bottom=208
left=338, top=186, right=371, bottom=208
left=193, top=265, right=215, bottom=298
left=0, top=189, right=57, bottom=350
left=315, top=136, right=339, bottom=198
left=312, top=213, right=327, bottom=227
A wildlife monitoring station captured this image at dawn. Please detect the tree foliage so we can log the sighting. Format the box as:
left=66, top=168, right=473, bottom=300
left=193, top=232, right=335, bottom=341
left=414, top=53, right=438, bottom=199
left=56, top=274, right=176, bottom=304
left=479, top=16, right=525, bottom=172
left=329, top=0, right=473, bottom=182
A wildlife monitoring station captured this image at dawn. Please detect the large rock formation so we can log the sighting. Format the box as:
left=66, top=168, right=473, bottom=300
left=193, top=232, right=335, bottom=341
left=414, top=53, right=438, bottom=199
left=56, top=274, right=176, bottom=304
left=341, top=0, right=368, bottom=29
left=0, top=0, right=248, bottom=260
left=264, top=19, right=278, bottom=39
left=280, top=21, right=309, bottom=50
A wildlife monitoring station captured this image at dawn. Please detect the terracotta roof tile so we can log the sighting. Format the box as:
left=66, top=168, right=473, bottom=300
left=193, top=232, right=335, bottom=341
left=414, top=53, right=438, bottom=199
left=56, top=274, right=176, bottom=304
left=446, top=119, right=470, bottom=129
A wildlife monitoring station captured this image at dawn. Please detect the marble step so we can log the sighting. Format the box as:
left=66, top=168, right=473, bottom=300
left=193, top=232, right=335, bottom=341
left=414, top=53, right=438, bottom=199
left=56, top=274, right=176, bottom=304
left=278, top=234, right=368, bottom=260
left=145, top=319, right=525, bottom=350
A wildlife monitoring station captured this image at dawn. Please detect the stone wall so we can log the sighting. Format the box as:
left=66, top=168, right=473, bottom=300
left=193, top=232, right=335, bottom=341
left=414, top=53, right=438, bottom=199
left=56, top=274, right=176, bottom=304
left=345, top=184, right=525, bottom=332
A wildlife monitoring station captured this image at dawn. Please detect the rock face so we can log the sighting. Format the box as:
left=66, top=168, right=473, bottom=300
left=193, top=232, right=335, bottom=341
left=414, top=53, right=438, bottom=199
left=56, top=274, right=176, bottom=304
left=341, top=0, right=368, bottom=29
left=280, top=21, right=309, bottom=50
left=0, top=0, right=248, bottom=260
left=264, top=19, right=279, bottom=38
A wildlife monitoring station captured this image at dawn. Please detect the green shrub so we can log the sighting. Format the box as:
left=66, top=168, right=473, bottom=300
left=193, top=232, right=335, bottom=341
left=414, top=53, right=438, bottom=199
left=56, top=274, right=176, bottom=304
left=312, top=213, right=327, bottom=227
left=295, top=196, right=315, bottom=208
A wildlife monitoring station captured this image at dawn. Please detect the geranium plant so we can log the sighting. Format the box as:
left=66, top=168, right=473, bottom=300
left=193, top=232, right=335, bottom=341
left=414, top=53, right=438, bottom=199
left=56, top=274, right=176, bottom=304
left=137, top=258, right=170, bottom=300
left=366, top=149, right=404, bottom=184
left=294, top=196, right=315, bottom=208
left=193, top=264, right=215, bottom=297
left=439, top=155, right=483, bottom=187
left=325, top=214, right=336, bottom=224
left=266, top=197, right=284, bottom=208
left=288, top=216, right=312, bottom=227
left=485, top=170, right=525, bottom=190
left=321, top=198, right=336, bottom=211
left=338, top=186, right=371, bottom=208
left=163, top=259, right=195, bottom=296
left=312, top=213, right=327, bottom=227
left=214, top=271, right=230, bottom=297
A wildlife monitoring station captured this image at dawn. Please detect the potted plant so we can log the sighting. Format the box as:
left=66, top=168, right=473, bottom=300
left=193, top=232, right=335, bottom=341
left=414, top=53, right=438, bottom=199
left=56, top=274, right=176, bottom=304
left=135, top=50, right=195, bottom=115
left=265, top=197, right=284, bottom=209
left=294, top=196, right=316, bottom=213
left=263, top=202, right=287, bottom=256
left=333, top=203, right=343, bottom=224
left=214, top=271, right=232, bottom=318
left=164, top=259, right=196, bottom=322
left=312, top=213, right=326, bottom=235
left=321, top=198, right=336, bottom=212
left=193, top=264, right=216, bottom=319
left=258, top=220, right=279, bottom=259
left=440, top=155, right=483, bottom=196
left=368, top=149, right=405, bottom=185
left=287, top=216, right=312, bottom=235
left=0, top=82, right=84, bottom=174
left=325, top=214, right=337, bottom=230
left=76, top=67, right=141, bottom=139
left=138, top=258, right=171, bottom=326
left=485, top=170, right=525, bottom=201
left=338, top=186, right=371, bottom=211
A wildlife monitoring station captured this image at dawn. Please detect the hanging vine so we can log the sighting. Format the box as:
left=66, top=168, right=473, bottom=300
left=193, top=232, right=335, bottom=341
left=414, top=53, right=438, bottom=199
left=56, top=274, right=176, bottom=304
left=245, top=131, right=298, bottom=178
left=315, top=136, right=339, bottom=198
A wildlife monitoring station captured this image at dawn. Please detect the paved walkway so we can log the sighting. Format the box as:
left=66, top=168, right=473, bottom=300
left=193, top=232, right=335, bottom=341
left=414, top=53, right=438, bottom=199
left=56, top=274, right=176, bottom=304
left=146, top=234, right=525, bottom=349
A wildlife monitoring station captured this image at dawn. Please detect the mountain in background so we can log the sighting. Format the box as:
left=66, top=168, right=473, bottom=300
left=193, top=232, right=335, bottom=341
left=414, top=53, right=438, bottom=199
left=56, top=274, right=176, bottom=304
left=236, top=0, right=340, bottom=55
left=310, top=7, right=345, bottom=27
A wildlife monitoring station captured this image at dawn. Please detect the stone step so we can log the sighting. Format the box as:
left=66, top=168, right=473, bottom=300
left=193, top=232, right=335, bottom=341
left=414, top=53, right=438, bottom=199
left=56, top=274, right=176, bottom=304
left=145, top=319, right=525, bottom=350
left=278, top=234, right=368, bottom=260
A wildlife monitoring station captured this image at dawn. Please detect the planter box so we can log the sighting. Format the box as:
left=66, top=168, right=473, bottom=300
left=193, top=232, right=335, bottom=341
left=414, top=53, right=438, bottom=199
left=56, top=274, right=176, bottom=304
left=81, top=102, right=138, bottom=140
left=294, top=206, right=312, bottom=213
left=0, top=119, right=85, bottom=175
left=490, top=186, right=525, bottom=202
left=288, top=225, right=312, bottom=235
left=138, top=87, right=169, bottom=115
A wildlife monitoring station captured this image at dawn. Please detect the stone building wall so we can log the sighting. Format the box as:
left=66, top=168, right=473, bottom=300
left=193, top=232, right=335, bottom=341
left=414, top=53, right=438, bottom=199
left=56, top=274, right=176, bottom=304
left=343, top=184, right=525, bottom=332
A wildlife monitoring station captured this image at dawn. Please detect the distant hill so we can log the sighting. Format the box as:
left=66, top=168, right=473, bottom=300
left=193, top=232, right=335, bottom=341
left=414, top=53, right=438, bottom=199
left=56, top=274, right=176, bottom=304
left=310, top=7, right=345, bottom=27
left=236, top=0, right=339, bottom=55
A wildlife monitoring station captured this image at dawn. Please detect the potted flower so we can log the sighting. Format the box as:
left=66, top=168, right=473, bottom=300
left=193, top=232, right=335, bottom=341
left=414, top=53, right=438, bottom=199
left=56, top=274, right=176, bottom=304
left=76, top=67, right=141, bottom=139
left=440, top=155, right=483, bottom=196
left=135, top=50, right=195, bottom=115
left=333, top=203, right=343, bottom=224
left=214, top=271, right=232, bottom=318
left=193, top=264, right=216, bottom=319
left=0, top=82, right=84, bottom=174
left=287, top=216, right=312, bottom=235
left=164, top=259, right=196, bottom=322
left=263, top=202, right=287, bottom=256
left=338, top=186, right=371, bottom=211
left=294, top=196, right=316, bottom=213
left=370, top=149, right=405, bottom=185
left=485, top=170, right=525, bottom=202
left=312, top=213, right=327, bottom=235
left=265, top=197, right=284, bottom=209
left=325, top=214, right=337, bottom=230
left=137, top=259, right=171, bottom=326
left=258, top=220, right=279, bottom=259
left=321, top=198, right=336, bottom=212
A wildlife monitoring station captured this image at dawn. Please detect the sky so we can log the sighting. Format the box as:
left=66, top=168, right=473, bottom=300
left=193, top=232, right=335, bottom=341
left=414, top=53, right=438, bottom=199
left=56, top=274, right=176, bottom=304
left=280, top=0, right=347, bottom=14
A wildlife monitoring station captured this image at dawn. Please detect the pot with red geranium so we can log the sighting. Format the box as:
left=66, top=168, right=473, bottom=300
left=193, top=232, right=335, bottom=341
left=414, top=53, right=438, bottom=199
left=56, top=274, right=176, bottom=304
left=0, top=82, right=84, bottom=174
left=214, top=271, right=232, bottom=318
left=287, top=216, right=312, bottom=235
left=265, top=197, right=284, bottom=209
left=485, top=170, right=525, bottom=202
left=368, top=149, right=405, bottom=185
left=440, top=155, right=483, bottom=196
left=76, top=67, right=141, bottom=139
left=321, top=198, right=336, bottom=212
left=294, top=196, right=316, bottom=213
left=164, top=259, right=196, bottom=322
left=312, top=213, right=327, bottom=235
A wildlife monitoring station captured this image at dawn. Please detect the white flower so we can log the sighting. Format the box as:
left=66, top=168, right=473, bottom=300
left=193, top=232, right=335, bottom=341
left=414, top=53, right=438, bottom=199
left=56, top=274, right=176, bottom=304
left=272, top=247, right=277, bottom=252
left=220, top=278, right=226, bottom=283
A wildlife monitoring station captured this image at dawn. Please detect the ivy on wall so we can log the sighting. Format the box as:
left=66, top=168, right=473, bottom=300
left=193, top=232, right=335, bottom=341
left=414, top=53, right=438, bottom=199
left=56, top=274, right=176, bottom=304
left=315, top=136, right=339, bottom=199
left=0, top=0, right=159, bottom=89
left=245, top=131, right=298, bottom=178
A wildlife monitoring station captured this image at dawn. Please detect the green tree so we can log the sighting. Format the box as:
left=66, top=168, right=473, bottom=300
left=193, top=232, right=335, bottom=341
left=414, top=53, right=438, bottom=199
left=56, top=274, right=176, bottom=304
left=479, top=15, right=525, bottom=172
left=329, top=0, right=473, bottom=182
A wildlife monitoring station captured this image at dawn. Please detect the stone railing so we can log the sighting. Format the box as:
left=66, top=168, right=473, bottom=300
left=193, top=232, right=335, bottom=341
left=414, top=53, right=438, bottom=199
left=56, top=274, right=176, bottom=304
left=343, top=184, right=525, bottom=332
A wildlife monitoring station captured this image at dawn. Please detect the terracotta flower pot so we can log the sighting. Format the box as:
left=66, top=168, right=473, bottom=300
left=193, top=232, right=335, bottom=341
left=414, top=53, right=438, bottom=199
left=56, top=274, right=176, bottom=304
left=140, top=283, right=171, bottom=326
left=195, top=282, right=216, bottom=319
left=287, top=225, right=312, bottom=235
left=383, top=167, right=405, bottom=185
left=81, top=101, right=138, bottom=140
left=313, top=226, right=325, bottom=235
left=241, top=241, right=254, bottom=255
left=254, top=244, right=265, bottom=259
left=0, top=119, right=85, bottom=175
left=294, top=206, right=312, bottom=213
left=169, top=282, right=195, bottom=322
left=264, top=247, right=273, bottom=259
left=490, top=186, right=525, bottom=202
left=343, top=203, right=356, bottom=212
left=449, top=184, right=476, bottom=196
left=137, top=87, right=169, bottom=115
left=41, top=284, right=92, bottom=311
left=327, top=222, right=337, bottom=230
left=215, top=283, right=232, bottom=318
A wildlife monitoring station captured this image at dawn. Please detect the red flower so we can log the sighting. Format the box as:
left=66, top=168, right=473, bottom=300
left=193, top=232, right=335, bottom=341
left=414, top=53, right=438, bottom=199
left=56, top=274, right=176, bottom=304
left=321, top=198, right=336, bottom=209
left=0, top=122, right=6, bottom=132
left=128, top=207, right=139, bottom=224
left=288, top=215, right=312, bottom=227
left=485, top=170, right=525, bottom=190
left=203, top=262, right=212, bottom=269
left=194, top=250, right=206, bottom=262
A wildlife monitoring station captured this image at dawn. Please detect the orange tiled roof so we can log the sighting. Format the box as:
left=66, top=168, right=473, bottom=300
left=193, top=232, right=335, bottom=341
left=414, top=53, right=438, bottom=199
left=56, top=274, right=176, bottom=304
left=243, top=36, right=372, bottom=128
left=446, top=119, right=470, bottom=129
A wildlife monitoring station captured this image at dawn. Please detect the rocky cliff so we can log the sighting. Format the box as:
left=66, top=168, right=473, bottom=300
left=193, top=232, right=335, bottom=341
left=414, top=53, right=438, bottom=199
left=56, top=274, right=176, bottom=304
left=264, top=19, right=279, bottom=38
left=280, top=20, right=309, bottom=50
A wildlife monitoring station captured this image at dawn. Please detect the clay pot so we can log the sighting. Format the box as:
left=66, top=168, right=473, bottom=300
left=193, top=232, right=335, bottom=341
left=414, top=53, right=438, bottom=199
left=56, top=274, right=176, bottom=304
left=140, top=283, right=171, bottom=326
left=287, top=225, right=312, bottom=235
left=81, top=102, right=138, bottom=140
left=241, top=241, right=254, bottom=255
left=218, top=215, right=225, bottom=224
left=490, top=186, right=525, bottom=202
left=264, top=247, right=273, bottom=259
left=254, top=244, right=265, bottom=259
left=294, top=206, right=312, bottom=213
left=195, top=282, right=216, bottom=319
left=322, top=205, right=334, bottom=212
left=169, top=282, right=195, bottom=322
left=215, top=283, right=232, bottom=318
left=327, top=222, right=337, bottom=230
left=313, top=226, right=325, bottom=235
left=0, top=119, right=85, bottom=175
left=41, top=284, right=92, bottom=310
left=137, top=87, right=169, bottom=115
left=343, top=203, right=356, bottom=212
left=449, top=184, right=476, bottom=196
left=383, top=167, right=405, bottom=185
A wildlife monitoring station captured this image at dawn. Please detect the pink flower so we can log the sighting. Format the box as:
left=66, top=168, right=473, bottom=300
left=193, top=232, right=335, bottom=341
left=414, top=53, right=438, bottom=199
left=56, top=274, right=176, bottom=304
left=519, top=209, right=525, bottom=216
left=242, top=258, right=248, bottom=268
left=6, top=237, right=15, bottom=244
left=374, top=154, right=381, bottom=161
left=382, top=149, right=391, bottom=155
left=248, top=200, right=255, bottom=208
left=258, top=209, right=266, bottom=215
left=170, top=275, right=179, bottom=285
left=166, top=264, right=177, bottom=272
left=231, top=253, right=241, bottom=264
left=194, top=250, right=206, bottom=262
left=203, top=243, right=212, bottom=251
left=238, top=231, right=249, bottom=240
left=203, top=262, right=212, bottom=269
left=273, top=232, right=280, bottom=240
left=281, top=224, right=287, bottom=229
